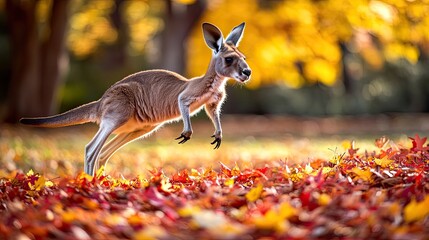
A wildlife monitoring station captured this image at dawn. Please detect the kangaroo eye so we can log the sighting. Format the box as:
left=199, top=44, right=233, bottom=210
left=225, top=57, right=233, bottom=64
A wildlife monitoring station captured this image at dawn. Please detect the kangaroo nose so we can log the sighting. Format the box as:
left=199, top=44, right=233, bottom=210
left=242, top=68, right=251, bottom=77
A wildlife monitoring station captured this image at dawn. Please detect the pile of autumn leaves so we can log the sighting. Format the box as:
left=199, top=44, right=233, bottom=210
left=1, top=135, right=429, bottom=239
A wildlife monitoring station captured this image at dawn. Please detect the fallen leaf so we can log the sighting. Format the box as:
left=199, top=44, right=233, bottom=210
left=404, top=196, right=429, bottom=222
left=245, top=184, right=263, bottom=202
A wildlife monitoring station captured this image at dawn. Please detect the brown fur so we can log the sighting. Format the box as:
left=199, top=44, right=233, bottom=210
left=20, top=22, right=251, bottom=175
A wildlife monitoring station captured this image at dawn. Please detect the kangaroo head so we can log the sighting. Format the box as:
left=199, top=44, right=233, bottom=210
left=202, top=22, right=251, bottom=83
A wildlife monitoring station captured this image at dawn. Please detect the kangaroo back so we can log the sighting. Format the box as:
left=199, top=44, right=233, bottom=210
left=20, top=101, right=99, bottom=127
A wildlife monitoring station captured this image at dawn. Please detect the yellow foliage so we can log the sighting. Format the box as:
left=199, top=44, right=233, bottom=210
left=124, top=1, right=162, bottom=53
left=224, top=178, right=235, bottom=187
left=30, top=0, right=429, bottom=86
left=245, top=184, right=263, bottom=202
left=318, top=193, right=331, bottom=206
left=304, top=59, right=338, bottom=86
left=26, top=169, right=35, bottom=176
left=186, top=0, right=427, bottom=88
left=178, top=205, right=201, bottom=217
left=329, top=155, right=343, bottom=165
left=385, top=43, right=419, bottom=64
left=350, top=167, right=372, bottom=182
left=404, top=196, right=429, bottom=223
left=342, top=140, right=352, bottom=150
left=374, top=157, right=394, bottom=168
left=253, top=202, right=296, bottom=232
left=29, top=175, right=45, bottom=191
left=68, top=1, right=117, bottom=58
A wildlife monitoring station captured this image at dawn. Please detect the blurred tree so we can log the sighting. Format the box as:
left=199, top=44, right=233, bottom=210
left=158, top=0, right=206, bottom=74
left=103, top=0, right=129, bottom=69
left=67, top=0, right=119, bottom=58
left=2, top=0, right=428, bottom=121
left=187, top=0, right=429, bottom=89
left=4, top=0, right=70, bottom=122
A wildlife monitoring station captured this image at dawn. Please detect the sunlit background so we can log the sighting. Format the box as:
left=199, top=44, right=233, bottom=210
left=0, top=0, right=428, bottom=121
left=1, top=3, right=429, bottom=239
left=0, top=0, right=429, bottom=177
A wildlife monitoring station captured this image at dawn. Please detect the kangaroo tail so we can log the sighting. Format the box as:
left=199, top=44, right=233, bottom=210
left=19, top=101, right=99, bottom=128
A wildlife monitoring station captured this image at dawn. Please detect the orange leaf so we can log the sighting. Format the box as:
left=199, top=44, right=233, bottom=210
left=404, top=196, right=429, bottom=222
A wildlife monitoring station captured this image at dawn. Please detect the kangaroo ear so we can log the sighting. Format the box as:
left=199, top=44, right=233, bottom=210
left=225, top=22, right=245, bottom=47
left=202, top=23, right=224, bottom=53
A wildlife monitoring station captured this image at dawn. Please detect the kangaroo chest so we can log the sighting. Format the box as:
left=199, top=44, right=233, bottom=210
left=188, top=78, right=226, bottom=112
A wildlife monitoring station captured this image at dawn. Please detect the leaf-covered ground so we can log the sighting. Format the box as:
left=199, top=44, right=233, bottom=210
left=1, top=131, right=429, bottom=239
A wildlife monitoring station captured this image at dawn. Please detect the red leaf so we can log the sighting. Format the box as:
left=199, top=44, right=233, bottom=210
left=219, top=162, right=232, bottom=177
left=409, top=134, right=429, bottom=152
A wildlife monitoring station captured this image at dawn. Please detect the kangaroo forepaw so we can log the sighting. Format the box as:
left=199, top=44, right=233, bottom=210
left=176, top=134, right=190, bottom=144
left=211, top=135, right=222, bottom=149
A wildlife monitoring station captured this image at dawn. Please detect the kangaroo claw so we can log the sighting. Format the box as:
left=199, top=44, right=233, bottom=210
left=176, top=134, right=190, bottom=144
left=211, top=135, right=221, bottom=149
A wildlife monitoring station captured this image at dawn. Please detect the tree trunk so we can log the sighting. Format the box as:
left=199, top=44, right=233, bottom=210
left=5, top=0, right=41, bottom=121
left=103, top=0, right=129, bottom=69
left=40, top=0, right=70, bottom=115
left=4, top=0, right=70, bottom=123
left=159, top=0, right=206, bottom=75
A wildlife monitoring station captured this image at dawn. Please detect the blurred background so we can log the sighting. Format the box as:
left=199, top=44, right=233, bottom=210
left=0, top=0, right=429, bottom=122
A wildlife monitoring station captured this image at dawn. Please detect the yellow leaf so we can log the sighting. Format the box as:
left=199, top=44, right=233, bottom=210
left=329, top=155, right=342, bottom=165
left=245, top=184, right=263, bottom=202
left=253, top=202, right=295, bottom=232
left=178, top=205, right=201, bottom=217
left=254, top=210, right=282, bottom=230
left=317, top=193, right=331, bottom=206
left=26, top=169, right=35, bottom=176
left=231, top=164, right=241, bottom=177
left=374, top=157, right=394, bottom=168
left=78, top=172, right=93, bottom=182
left=350, top=167, right=372, bottom=182
left=322, top=167, right=335, bottom=175
left=290, top=172, right=304, bottom=182
left=278, top=202, right=297, bottom=219
left=29, top=175, right=46, bottom=191
left=342, top=140, right=351, bottom=150
left=46, top=180, right=54, bottom=187
left=190, top=168, right=200, bottom=177
left=404, top=196, right=429, bottom=222
left=225, top=178, right=235, bottom=187
left=96, top=165, right=105, bottom=178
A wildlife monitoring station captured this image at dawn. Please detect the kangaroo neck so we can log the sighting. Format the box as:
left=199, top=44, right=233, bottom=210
left=201, top=56, right=227, bottom=91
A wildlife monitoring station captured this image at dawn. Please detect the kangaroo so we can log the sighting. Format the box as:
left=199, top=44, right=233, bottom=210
left=20, top=22, right=251, bottom=176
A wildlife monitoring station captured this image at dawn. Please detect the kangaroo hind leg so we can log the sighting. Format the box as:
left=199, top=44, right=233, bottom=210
left=85, top=113, right=133, bottom=176
left=97, top=126, right=158, bottom=171
left=85, top=85, right=137, bottom=175
left=84, top=120, right=120, bottom=176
